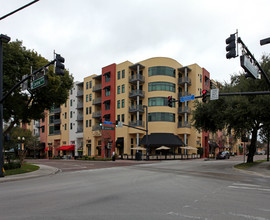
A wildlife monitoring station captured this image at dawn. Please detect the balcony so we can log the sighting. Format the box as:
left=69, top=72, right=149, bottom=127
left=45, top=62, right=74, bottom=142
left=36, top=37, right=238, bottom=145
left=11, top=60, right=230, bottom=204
left=92, top=124, right=101, bottom=131
left=93, top=84, right=102, bottom=92
left=129, top=90, right=145, bottom=98
left=178, top=77, right=191, bottom=86
left=77, top=115, right=83, bottom=121
left=129, top=105, right=145, bottom=113
left=77, top=103, right=83, bottom=109
left=49, top=119, right=61, bottom=125
left=50, top=107, right=61, bottom=114
left=178, top=121, right=191, bottom=128
left=129, top=120, right=145, bottom=128
left=76, top=91, right=83, bottom=97
left=93, top=97, right=101, bottom=105
left=178, top=106, right=191, bottom=114
left=92, top=111, right=101, bottom=118
left=129, top=74, right=145, bottom=84
left=77, top=128, right=83, bottom=133
left=49, top=130, right=61, bottom=136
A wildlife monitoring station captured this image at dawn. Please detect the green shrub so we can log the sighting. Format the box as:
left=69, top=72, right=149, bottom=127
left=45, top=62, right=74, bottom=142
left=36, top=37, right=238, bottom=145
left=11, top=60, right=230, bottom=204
left=4, top=162, right=21, bottom=170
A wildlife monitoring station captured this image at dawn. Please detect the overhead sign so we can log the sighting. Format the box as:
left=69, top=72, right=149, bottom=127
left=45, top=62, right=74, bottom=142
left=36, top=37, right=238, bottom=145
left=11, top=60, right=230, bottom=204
left=102, top=126, right=114, bottom=130
left=210, top=89, right=219, bottom=100
left=103, top=121, right=113, bottom=125
left=180, top=95, right=195, bottom=102
left=240, top=55, right=259, bottom=79
left=31, top=75, right=48, bottom=90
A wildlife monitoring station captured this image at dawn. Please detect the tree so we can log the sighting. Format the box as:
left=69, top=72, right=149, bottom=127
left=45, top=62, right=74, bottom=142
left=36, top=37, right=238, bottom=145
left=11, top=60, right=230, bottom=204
left=2, top=40, right=73, bottom=133
left=192, top=54, right=270, bottom=163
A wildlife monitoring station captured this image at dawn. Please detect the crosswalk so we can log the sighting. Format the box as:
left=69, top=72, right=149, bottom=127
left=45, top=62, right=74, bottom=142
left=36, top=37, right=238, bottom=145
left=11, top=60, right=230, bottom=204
left=228, top=183, right=270, bottom=192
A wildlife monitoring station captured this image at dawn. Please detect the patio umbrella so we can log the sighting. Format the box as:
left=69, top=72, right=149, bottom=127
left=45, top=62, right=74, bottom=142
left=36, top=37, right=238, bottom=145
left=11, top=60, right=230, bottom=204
left=156, top=146, right=170, bottom=150
left=130, top=147, right=146, bottom=151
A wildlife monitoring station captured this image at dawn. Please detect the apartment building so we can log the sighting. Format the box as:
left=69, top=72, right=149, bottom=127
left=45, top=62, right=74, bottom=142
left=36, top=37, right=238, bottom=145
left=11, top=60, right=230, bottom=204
left=43, top=57, right=213, bottom=158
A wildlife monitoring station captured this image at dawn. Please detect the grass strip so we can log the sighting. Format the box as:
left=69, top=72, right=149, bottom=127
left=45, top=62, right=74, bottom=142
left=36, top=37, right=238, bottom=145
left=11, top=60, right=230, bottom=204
left=234, top=159, right=267, bottom=169
left=4, top=163, right=39, bottom=176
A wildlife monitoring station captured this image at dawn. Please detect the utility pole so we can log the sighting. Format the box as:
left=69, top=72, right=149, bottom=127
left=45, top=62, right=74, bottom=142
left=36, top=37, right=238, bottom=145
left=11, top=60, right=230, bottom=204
left=0, top=34, right=11, bottom=177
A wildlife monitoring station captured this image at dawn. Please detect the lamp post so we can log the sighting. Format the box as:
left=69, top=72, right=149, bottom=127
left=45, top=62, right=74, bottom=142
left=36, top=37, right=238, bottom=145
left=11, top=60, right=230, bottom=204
left=143, top=105, right=149, bottom=160
left=0, top=34, right=11, bottom=178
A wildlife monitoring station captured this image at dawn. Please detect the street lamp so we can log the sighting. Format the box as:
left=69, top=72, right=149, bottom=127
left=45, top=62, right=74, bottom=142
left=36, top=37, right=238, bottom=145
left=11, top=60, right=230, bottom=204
left=18, top=137, right=25, bottom=150
left=0, top=34, right=11, bottom=178
left=143, top=105, right=149, bottom=160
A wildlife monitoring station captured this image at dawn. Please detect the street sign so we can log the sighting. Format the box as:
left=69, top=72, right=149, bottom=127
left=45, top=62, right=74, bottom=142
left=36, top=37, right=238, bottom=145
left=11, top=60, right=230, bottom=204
left=118, top=122, right=123, bottom=127
left=180, top=95, right=195, bottom=102
left=240, top=55, right=259, bottom=79
left=31, top=75, right=48, bottom=90
left=103, top=121, right=113, bottom=125
left=210, top=89, right=219, bottom=100
left=102, top=126, right=115, bottom=130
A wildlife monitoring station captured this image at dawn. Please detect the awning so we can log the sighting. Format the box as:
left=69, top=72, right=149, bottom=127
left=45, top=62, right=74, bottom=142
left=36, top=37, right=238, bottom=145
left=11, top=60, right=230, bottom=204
left=57, top=145, right=75, bottom=151
left=131, top=147, right=146, bottom=151
left=156, top=146, right=170, bottom=150
left=140, top=133, right=184, bottom=147
left=180, top=146, right=198, bottom=150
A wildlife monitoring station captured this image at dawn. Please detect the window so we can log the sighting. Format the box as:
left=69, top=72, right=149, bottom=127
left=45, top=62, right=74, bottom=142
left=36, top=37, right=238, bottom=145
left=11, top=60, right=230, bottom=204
left=86, top=120, right=88, bottom=128
left=105, top=101, right=110, bottom=110
left=65, top=112, right=67, bottom=119
left=121, top=84, right=125, bottom=93
left=89, top=107, right=92, bottom=114
left=117, top=100, right=120, bottom=109
left=105, top=87, right=111, bottom=96
left=89, top=120, right=92, bottom=127
left=70, top=123, right=73, bottom=130
left=148, top=112, right=175, bottom=122
left=70, top=111, right=73, bottom=118
left=89, top=81, right=92, bottom=88
left=105, top=72, right=111, bottom=82
left=65, top=124, right=67, bottom=130
left=86, top=94, right=88, bottom=102
left=41, top=126, right=45, bottom=133
left=117, top=86, right=120, bottom=94
left=70, top=99, right=72, bottom=106
left=70, top=89, right=73, bottom=95
left=121, top=99, right=125, bottom=108
left=149, top=97, right=175, bottom=107
left=117, top=71, right=120, bottom=80
left=89, top=94, right=91, bottom=101
left=148, top=82, right=175, bottom=92
left=148, top=66, right=175, bottom=77
left=117, top=114, right=120, bottom=121
left=86, top=107, right=88, bottom=115
left=122, top=69, right=125, bottom=78
left=86, top=82, right=89, bottom=89
left=121, top=114, right=125, bottom=122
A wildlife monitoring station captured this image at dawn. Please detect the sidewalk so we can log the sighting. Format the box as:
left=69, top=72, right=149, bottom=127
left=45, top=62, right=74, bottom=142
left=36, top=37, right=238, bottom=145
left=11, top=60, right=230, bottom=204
left=0, top=164, right=59, bottom=183
left=242, top=161, right=270, bottom=178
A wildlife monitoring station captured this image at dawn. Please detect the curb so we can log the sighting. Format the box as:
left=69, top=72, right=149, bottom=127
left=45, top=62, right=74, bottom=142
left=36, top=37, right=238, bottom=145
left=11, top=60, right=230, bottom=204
left=0, top=164, right=60, bottom=183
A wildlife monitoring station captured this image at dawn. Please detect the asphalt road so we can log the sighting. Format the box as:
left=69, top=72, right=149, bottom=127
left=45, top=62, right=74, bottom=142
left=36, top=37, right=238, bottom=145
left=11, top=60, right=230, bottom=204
left=1, top=157, right=269, bottom=220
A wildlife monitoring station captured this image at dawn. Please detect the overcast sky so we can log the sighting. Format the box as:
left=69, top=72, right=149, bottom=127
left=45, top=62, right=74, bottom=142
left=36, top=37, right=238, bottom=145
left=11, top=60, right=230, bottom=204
left=1, top=0, right=269, bottom=83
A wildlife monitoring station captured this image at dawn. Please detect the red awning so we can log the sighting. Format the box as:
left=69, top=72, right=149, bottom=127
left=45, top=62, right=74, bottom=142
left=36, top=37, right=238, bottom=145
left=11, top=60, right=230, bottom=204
left=57, top=145, right=75, bottom=151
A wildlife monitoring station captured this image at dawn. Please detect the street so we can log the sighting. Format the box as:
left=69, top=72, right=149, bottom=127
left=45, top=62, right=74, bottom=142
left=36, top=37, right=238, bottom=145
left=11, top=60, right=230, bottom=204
left=0, top=157, right=269, bottom=220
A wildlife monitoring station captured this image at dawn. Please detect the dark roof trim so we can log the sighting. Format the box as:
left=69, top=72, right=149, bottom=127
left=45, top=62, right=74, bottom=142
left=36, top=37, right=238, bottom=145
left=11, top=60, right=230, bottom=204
left=129, top=63, right=145, bottom=70
left=178, top=66, right=192, bottom=73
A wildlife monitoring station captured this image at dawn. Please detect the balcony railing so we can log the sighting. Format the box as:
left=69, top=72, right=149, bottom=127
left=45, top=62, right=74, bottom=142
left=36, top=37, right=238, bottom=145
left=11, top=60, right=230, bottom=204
left=49, top=119, right=61, bottom=125
left=129, top=74, right=145, bottom=84
left=178, top=121, right=191, bottom=128
left=178, top=106, right=191, bottom=114
left=50, top=107, right=61, bottom=114
left=77, top=115, right=83, bottom=121
left=92, top=111, right=101, bottom=118
left=178, top=77, right=191, bottom=85
left=129, top=105, right=145, bottom=113
left=92, top=124, right=101, bottom=131
left=77, top=103, right=83, bottom=109
left=93, top=97, right=101, bottom=105
left=76, top=91, right=83, bottom=97
left=129, top=90, right=145, bottom=98
left=128, top=120, right=145, bottom=128
left=93, top=84, right=102, bottom=92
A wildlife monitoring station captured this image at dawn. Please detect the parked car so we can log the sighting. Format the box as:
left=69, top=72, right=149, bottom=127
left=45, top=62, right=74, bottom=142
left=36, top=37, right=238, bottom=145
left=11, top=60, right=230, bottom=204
left=216, top=151, right=230, bottom=159
left=257, top=151, right=265, bottom=155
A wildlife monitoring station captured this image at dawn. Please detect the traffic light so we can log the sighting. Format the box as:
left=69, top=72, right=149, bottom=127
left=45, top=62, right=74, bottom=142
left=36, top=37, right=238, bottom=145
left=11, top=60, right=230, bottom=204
left=99, top=119, right=103, bottom=127
left=225, top=34, right=237, bottom=59
left=202, top=90, right=207, bottom=103
left=115, top=120, right=119, bottom=127
left=168, top=96, right=172, bottom=107
left=55, top=54, right=65, bottom=76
